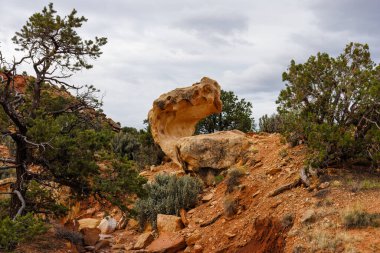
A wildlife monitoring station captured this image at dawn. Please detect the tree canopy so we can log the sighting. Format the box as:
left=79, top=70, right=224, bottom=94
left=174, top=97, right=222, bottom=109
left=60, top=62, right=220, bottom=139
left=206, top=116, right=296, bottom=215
left=0, top=4, right=145, bottom=219
left=277, top=42, right=380, bottom=167
left=196, top=90, right=254, bottom=134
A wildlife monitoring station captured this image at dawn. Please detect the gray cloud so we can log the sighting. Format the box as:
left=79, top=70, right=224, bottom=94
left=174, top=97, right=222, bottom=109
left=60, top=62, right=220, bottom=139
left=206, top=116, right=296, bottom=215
left=1, top=0, right=379, bottom=128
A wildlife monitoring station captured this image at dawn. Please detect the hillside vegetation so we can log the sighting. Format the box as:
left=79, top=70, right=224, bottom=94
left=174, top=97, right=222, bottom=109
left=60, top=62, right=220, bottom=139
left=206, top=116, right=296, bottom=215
left=0, top=3, right=379, bottom=253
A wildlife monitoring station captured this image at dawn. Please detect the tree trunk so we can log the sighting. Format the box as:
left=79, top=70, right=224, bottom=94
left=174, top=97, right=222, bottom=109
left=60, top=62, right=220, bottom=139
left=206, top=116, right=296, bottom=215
left=9, top=140, right=28, bottom=218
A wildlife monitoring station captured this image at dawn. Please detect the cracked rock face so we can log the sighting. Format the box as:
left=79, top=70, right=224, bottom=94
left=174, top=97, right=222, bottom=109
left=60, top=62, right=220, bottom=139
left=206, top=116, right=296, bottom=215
left=148, top=77, right=252, bottom=171
left=148, top=77, right=222, bottom=165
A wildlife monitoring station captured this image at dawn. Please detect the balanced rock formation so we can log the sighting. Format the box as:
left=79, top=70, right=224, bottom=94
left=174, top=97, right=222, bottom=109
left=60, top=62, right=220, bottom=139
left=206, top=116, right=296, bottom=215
left=148, top=77, right=222, bottom=165
left=149, top=77, right=253, bottom=171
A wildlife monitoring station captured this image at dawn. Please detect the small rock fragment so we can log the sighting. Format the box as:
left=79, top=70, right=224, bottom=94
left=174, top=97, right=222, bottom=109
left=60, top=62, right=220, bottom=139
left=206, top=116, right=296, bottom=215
left=194, top=244, right=203, bottom=252
left=225, top=232, right=236, bottom=239
left=319, top=182, right=330, bottom=189
left=80, top=227, right=100, bottom=246
left=134, top=232, right=154, bottom=249
left=301, top=209, right=316, bottom=224
left=202, top=193, right=214, bottom=202
left=98, top=216, right=117, bottom=234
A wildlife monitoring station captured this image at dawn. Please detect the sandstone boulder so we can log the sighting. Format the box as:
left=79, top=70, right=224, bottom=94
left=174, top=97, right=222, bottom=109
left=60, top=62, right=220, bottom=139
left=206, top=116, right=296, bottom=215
left=157, top=214, right=184, bottom=233
left=134, top=232, right=154, bottom=249
left=80, top=227, right=100, bottom=246
left=146, top=232, right=186, bottom=253
left=177, top=130, right=252, bottom=171
left=148, top=77, right=222, bottom=165
left=78, top=218, right=100, bottom=230
left=97, top=216, right=117, bottom=234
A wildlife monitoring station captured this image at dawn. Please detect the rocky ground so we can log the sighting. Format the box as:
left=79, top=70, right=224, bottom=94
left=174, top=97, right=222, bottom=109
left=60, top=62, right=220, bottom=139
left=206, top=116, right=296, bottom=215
left=11, top=133, right=380, bottom=253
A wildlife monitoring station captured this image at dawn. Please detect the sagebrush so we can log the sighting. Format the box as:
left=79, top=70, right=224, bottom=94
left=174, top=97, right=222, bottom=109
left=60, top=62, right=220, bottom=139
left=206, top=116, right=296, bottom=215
left=134, top=174, right=203, bottom=230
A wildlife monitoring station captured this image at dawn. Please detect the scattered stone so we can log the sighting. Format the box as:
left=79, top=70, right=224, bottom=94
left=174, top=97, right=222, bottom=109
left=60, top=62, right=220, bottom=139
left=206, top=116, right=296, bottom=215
left=180, top=208, right=189, bottom=226
left=186, top=232, right=201, bottom=245
left=252, top=190, right=261, bottom=198
left=98, top=216, right=117, bottom=234
left=146, top=232, right=186, bottom=253
left=270, top=201, right=282, bottom=209
left=188, top=209, right=195, bottom=215
left=84, top=246, right=95, bottom=251
left=195, top=219, right=204, bottom=224
left=112, top=244, right=125, bottom=250
left=202, top=193, right=214, bottom=202
left=194, top=244, right=203, bottom=252
left=134, top=232, right=154, bottom=250
left=211, top=201, right=218, bottom=206
left=78, top=218, right=100, bottom=230
left=80, top=227, right=100, bottom=246
left=157, top=214, right=184, bottom=233
left=319, top=182, right=330, bottom=189
left=99, top=234, right=113, bottom=240
left=225, top=232, right=236, bottom=238
left=301, top=209, right=316, bottom=224
left=94, top=240, right=110, bottom=251
left=266, top=168, right=282, bottom=176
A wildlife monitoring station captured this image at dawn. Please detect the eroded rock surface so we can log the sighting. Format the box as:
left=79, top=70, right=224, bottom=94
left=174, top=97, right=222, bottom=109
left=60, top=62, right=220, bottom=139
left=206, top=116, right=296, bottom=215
left=148, top=77, right=222, bottom=165
left=177, top=130, right=251, bottom=171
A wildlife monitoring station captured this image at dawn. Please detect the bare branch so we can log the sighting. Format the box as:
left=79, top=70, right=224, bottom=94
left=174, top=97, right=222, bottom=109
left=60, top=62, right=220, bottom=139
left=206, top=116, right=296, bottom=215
left=363, top=116, right=380, bottom=129
left=13, top=190, right=26, bottom=220
left=0, top=157, right=16, bottom=164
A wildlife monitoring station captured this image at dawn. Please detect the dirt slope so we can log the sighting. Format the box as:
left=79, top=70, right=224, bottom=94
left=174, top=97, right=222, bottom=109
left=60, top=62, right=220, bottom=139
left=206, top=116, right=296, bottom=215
left=8, top=133, right=380, bottom=252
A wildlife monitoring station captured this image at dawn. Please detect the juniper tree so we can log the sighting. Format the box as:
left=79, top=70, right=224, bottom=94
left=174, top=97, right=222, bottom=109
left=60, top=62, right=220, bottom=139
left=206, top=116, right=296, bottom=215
left=277, top=43, right=380, bottom=167
left=196, top=90, right=254, bottom=134
left=0, top=4, right=145, bottom=218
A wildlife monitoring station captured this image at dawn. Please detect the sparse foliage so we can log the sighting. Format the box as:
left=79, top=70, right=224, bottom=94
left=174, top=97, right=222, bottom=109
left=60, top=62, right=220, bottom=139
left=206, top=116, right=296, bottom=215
left=258, top=114, right=284, bottom=133
left=223, top=197, right=238, bottom=217
left=342, top=207, right=380, bottom=228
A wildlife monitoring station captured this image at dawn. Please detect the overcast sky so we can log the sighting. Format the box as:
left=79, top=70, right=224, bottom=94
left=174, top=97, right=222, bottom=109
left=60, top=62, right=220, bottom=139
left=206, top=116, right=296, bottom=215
left=1, top=0, right=379, bottom=129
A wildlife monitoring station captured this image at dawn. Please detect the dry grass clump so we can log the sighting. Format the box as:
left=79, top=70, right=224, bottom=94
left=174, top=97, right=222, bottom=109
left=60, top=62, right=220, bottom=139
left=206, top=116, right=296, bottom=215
left=55, top=227, right=83, bottom=245
left=342, top=207, right=379, bottom=228
left=308, top=231, right=355, bottom=253
left=281, top=213, right=294, bottom=228
left=225, top=168, right=245, bottom=193
left=223, top=197, right=238, bottom=217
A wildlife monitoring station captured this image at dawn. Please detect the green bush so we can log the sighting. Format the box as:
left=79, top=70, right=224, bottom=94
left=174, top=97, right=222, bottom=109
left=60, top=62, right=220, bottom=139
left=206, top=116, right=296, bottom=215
left=0, top=213, right=47, bottom=252
left=258, top=114, right=284, bottom=133
left=134, top=174, right=203, bottom=230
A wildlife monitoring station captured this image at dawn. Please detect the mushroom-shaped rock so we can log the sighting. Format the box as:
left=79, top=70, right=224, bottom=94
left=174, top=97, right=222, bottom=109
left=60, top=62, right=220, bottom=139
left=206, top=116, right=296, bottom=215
left=148, top=77, right=222, bottom=165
